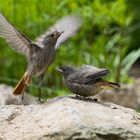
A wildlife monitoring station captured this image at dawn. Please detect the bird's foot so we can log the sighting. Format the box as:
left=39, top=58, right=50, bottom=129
left=93, top=98, right=98, bottom=102
left=83, top=97, right=98, bottom=102
left=38, top=98, right=45, bottom=104
left=75, top=95, right=98, bottom=102
left=75, top=95, right=81, bottom=99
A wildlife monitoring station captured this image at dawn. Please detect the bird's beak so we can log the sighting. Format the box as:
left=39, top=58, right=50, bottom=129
left=56, top=31, right=64, bottom=38
left=57, top=68, right=63, bottom=73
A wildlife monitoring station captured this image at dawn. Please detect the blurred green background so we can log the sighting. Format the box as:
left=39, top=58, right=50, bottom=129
left=0, top=0, right=140, bottom=99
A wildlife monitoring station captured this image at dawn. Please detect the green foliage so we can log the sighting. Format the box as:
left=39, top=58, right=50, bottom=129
left=127, top=0, right=140, bottom=51
left=122, top=47, right=140, bottom=75
left=0, top=0, right=139, bottom=98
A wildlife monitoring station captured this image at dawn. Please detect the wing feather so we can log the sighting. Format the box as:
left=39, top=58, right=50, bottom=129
left=35, top=15, right=82, bottom=49
left=69, top=65, right=109, bottom=84
left=0, top=12, right=32, bottom=59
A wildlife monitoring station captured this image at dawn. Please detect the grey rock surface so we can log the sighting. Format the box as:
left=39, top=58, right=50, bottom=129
left=0, top=96, right=140, bottom=140
left=0, top=84, right=38, bottom=105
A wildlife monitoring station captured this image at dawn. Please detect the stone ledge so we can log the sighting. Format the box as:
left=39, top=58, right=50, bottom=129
left=0, top=96, right=140, bottom=140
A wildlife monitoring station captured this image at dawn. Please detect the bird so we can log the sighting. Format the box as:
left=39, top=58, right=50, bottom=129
left=0, top=12, right=82, bottom=102
left=58, top=65, right=120, bottom=99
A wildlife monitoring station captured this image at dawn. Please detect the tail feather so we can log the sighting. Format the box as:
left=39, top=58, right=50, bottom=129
left=107, top=81, right=120, bottom=88
left=98, top=80, right=120, bottom=90
left=13, top=71, right=30, bottom=95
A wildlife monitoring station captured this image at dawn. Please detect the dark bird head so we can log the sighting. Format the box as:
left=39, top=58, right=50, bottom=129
left=57, top=66, right=76, bottom=78
left=42, top=31, right=64, bottom=46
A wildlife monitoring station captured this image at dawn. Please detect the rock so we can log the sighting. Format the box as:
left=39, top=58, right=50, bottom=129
left=0, top=96, right=140, bottom=140
left=0, top=84, right=38, bottom=105
left=96, top=79, right=140, bottom=109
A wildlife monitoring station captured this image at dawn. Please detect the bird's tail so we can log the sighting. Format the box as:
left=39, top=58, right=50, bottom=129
left=99, top=80, right=120, bottom=90
left=13, top=71, right=30, bottom=95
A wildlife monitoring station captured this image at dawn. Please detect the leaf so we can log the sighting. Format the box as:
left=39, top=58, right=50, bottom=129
left=121, top=47, right=140, bottom=74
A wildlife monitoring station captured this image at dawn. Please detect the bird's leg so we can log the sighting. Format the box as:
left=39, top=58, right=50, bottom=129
left=38, top=74, right=44, bottom=103
left=82, top=96, right=90, bottom=101
left=20, top=85, right=27, bottom=105
left=76, top=94, right=80, bottom=98
left=20, top=75, right=31, bottom=105
left=92, top=92, right=105, bottom=102
left=82, top=96, right=97, bottom=102
left=75, top=94, right=82, bottom=99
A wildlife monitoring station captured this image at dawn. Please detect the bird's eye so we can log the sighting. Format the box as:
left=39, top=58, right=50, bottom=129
left=51, top=34, right=54, bottom=37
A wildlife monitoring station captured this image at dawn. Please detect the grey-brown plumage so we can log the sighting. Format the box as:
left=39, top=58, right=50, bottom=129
left=58, top=65, right=120, bottom=97
left=0, top=12, right=82, bottom=100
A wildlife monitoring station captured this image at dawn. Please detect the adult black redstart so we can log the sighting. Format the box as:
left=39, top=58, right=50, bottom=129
left=0, top=12, right=82, bottom=101
left=58, top=65, right=120, bottom=98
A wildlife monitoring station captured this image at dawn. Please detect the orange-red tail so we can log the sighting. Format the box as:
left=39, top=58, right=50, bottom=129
left=13, top=71, right=30, bottom=95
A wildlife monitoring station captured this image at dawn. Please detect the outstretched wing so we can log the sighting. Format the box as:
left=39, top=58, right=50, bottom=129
left=0, top=12, right=32, bottom=59
left=35, top=15, right=82, bottom=49
left=69, top=65, right=109, bottom=84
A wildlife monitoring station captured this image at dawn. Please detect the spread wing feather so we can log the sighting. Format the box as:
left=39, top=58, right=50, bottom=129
left=35, top=15, right=82, bottom=49
left=0, top=12, right=32, bottom=59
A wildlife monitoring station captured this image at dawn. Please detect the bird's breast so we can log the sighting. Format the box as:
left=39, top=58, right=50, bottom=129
left=27, top=49, right=56, bottom=76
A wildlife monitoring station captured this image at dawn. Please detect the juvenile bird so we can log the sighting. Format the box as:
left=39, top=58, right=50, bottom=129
left=58, top=65, right=120, bottom=99
left=0, top=12, right=82, bottom=102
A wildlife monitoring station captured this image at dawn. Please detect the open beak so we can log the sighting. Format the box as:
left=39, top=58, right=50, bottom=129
left=57, top=67, right=63, bottom=73
left=56, top=31, right=64, bottom=38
